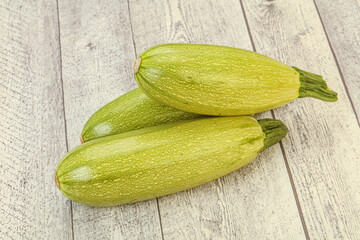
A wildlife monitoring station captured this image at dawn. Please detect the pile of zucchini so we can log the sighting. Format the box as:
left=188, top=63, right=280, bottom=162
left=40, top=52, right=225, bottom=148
left=55, top=44, right=337, bottom=207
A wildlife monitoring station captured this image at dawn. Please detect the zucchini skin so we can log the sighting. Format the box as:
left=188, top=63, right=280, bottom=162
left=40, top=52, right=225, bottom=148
left=56, top=116, right=287, bottom=207
left=81, top=88, right=201, bottom=143
left=135, top=43, right=337, bottom=116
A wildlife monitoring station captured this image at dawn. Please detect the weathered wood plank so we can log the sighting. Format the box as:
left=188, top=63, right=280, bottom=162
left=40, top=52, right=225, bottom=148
left=314, top=0, right=360, bottom=121
left=0, top=1, right=72, bottom=239
left=57, top=0, right=162, bottom=239
left=129, top=0, right=305, bottom=239
left=241, top=0, right=360, bottom=238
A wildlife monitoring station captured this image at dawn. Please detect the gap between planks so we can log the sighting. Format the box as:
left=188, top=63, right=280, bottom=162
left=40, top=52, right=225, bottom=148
left=55, top=0, right=75, bottom=239
left=126, top=0, right=165, bottom=239
left=238, top=0, right=311, bottom=239
left=312, top=0, right=359, bottom=126
left=240, top=0, right=359, bottom=238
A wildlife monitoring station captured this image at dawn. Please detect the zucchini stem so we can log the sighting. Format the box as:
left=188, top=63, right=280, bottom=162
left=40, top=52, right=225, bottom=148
left=258, top=119, right=288, bottom=151
left=293, top=66, right=338, bottom=102
left=55, top=173, right=60, bottom=190
left=133, top=57, right=142, bottom=74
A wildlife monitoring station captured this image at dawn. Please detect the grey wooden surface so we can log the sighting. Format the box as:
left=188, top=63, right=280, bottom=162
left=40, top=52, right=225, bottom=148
left=1, top=0, right=359, bottom=239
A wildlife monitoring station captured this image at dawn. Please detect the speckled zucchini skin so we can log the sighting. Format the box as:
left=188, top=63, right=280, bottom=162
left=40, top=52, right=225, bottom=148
left=81, top=88, right=201, bottom=143
left=56, top=116, right=287, bottom=207
left=134, top=44, right=337, bottom=116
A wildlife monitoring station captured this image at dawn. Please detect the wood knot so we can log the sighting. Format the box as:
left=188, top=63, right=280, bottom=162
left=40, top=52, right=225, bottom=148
left=85, top=42, right=96, bottom=50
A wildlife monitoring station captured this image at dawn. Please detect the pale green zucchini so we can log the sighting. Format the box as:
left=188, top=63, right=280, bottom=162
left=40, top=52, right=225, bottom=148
left=134, top=43, right=337, bottom=116
left=55, top=116, right=287, bottom=207
left=80, top=88, right=201, bottom=143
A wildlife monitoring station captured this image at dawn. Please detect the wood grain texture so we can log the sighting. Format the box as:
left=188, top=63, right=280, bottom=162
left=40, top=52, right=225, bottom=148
left=2, top=0, right=358, bottom=239
left=57, top=0, right=162, bottom=239
left=0, top=1, right=72, bottom=239
left=314, top=0, right=360, bottom=121
left=241, top=0, right=360, bottom=238
left=129, top=0, right=305, bottom=239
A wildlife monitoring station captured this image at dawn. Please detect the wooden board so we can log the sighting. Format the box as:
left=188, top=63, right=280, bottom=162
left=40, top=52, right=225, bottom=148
left=1, top=0, right=359, bottom=238
left=314, top=0, right=360, bottom=121
left=0, top=1, right=72, bottom=239
left=129, top=0, right=305, bottom=238
left=241, top=0, right=360, bottom=238
left=57, top=0, right=162, bottom=239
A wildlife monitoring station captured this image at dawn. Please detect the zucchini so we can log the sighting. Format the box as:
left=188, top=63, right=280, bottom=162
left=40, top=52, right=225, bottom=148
left=55, top=116, right=288, bottom=207
left=81, top=88, right=201, bottom=143
left=134, top=43, right=338, bottom=116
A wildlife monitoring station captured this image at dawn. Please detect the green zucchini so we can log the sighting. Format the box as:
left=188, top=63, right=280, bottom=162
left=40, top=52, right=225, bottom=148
left=134, top=43, right=337, bottom=116
left=80, top=88, right=201, bottom=143
left=55, top=116, right=287, bottom=207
